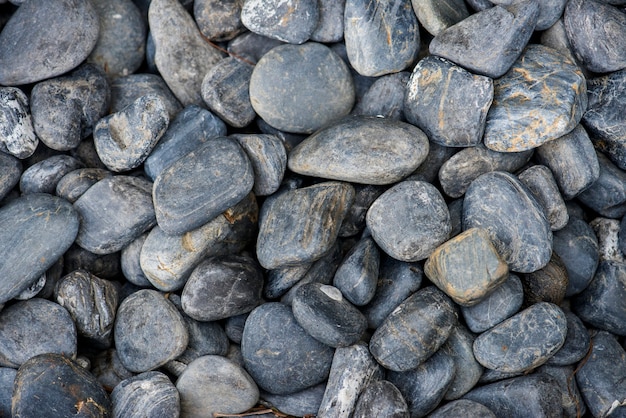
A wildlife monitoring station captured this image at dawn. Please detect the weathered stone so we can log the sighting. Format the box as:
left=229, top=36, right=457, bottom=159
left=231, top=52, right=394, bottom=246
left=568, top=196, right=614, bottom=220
left=442, top=324, right=484, bottom=400
left=241, top=0, right=319, bottom=44
left=109, top=73, right=182, bottom=119
left=19, top=155, right=84, bottom=195
left=547, top=310, right=590, bottom=366
left=0, top=87, right=37, bottom=158
left=194, top=0, right=245, bottom=42
left=227, top=31, right=284, bottom=65
left=310, top=0, right=344, bottom=43
left=520, top=252, right=568, bottom=307
left=429, top=399, right=496, bottom=418
left=577, top=151, right=626, bottom=219
left=0, top=151, right=20, bottom=200
left=591, top=217, right=625, bottom=263
left=518, top=165, right=568, bottom=231
left=111, top=371, right=180, bottom=418
left=56, top=168, right=112, bottom=204
left=233, top=133, right=287, bottom=196
left=553, top=218, right=599, bottom=296
left=352, top=72, right=409, bottom=121
left=538, top=364, right=587, bottom=418
left=412, top=0, right=470, bottom=36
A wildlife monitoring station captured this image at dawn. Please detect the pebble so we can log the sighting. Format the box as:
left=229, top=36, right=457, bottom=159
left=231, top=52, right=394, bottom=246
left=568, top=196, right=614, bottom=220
left=338, top=184, right=384, bottom=237
left=111, top=371, right=180, bottom=418
left=109, top=73, right=182, bottom=119
left=518, top=165, right=568, bottom=231
left=0, top=0, right=99, bottom=85
left=0, top=151, right=20, bottom=200
left=353, top=380, right=408, bottom=418
left=577, top=151, right=626, bottom=219
left=0, top=87, right=37, bottom=158
left=56, top=168, right=112, bottom=203
left=344, top=0, right=420, bottom=77
left=12, top=354, right=111, bottom=417
left=64, top=246, right=121, bottom=281
left=74, top=176, right=156, bottom=255
left=520, top=252, right=568, bottom=306
left=538, top=363, right=587, bottom=418
left=249, top=42, right=355, bottom=134
left=90, top=349, right=133, bottom=391
left=546, top=310, right=590, bottom=366
left=227, top=31, right=284, bottom=65
left=241, top=0, right=319, bottom=44
left=352, top=71, right=409, bottom=121
left=428, top=399, right=496, bottom=418
left=233, top=133, right=287, bottom=196
left=333, top=236, right=379, bottom=306
left=311, top=0, right=344, bottom=43
left=194, top=0, right=245, bottom=42
left=412, top=0, right=470, bottom=36
left=153, top=137, right=254, bottom=235
left=442, top=324, right=484, bottom=400
left=404, top=56, right=493, bottom=148
left=370, top=286, right=457, bottom=372
left=366, top=180, right=451, bottom=262
left=590, top=217, right=624, bottom=263
left=0, top=367, right=16, bottom=416
left=19, top=154, right=84, bottom=195
left=289, top=115, right=429, bottom=185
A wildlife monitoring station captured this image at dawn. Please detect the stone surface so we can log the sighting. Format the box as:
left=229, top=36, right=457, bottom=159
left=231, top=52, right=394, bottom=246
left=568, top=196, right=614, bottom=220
left=0, top=151, right=20, bottom=200
left=333, top=236, right=379, bottom=306
left=412, top=0, right=470, bottom=36
left=311, top=0, right=345, bottom=43
left=56, top=168, right=112, bottom=204
left=233, top=133, right=287, bottom=196
left=0, top=367, right=16, bottom=416
left=241, top=0, right=319, bottom=44
left=109, top=73, right=182, bottom=119
left=19, top=155, right=84, bottom=195
left=227, top=31, right=284, bottom=65
left=518, top=165, right=568, bottom=231
left=546, top=310, right=590, bottom=367
left=442, top=325, right=484, bottom=400
left=262, top=383, right=325, bottom=417
left=592, top=217, right=626, bottom=263
left=577, top=151, right=626, bottom=219
left=111, top=371, right=179, bottom=418
left=0, top=87, right=37, bottom=158
left=249, top=42, right=354, bottom=134
left=520, top=252, right=569, bottom=306
left=338, top=184, right=384, bottom=237
left=194, top=0, right=245, bottom=42
left=289, top=116, right=429, bottom=185
left=538, top=363, right=587, bottom=418
left=429, top=399, right=496, bottom=418
left=352, top=380, right=409, bottom=418
left=352, top=71, right=409, bottom=121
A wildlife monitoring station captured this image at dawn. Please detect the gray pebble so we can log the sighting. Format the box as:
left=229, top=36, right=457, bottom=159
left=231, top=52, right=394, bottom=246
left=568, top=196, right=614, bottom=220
left=194, top=0, right=245, bottom=42
left=112, top=371, right=180, bottom=418
left=518, top=165, right=569, bottom=231
left=547, top=310, right=590, bottom=366
left=577, top=151, right=626, bottom=219
left=56, top=168, right=112, bottom=203
left=224, top=313, right=248, bottom=344
left=0, top=87, right=37, bottom=159
left=353, top=380, right=409, bottom=418
left=442, top=324, right=484, bottom=400
left=227, top=31, right=284, bottom=65
left=233, top=133, right=287, bottom=196
left=262, top=383, right=326, bottom=417
left=120, top=233, right=151, bottom=288
left=352, top=71, right=410, bottom=121
left=0, top=151, right=20, bottom=201
left=428, top=399, right=496, bottom=418
left=19, top=155, right=84, bottom=195
left=553, top=219, right=599, bottom=297
left=241, top=0, right=319, bottom=44
left=333, top=236, right=379, bottom=306
left=310, top=0, right=345, bottom=43
left=412, top=0, right=470, bottom=36
left=109, top=73, right=182, bottom=119
left=408, top=141, right=459, bottom=184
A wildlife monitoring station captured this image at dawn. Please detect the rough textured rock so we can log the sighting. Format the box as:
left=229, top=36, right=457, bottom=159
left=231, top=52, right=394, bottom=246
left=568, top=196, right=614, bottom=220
left=194, top=0, right=245, bottom=42
left=241, top=0, right=319, bottom=44
left=412, top=0, right=470, bottom=36
left=0, top=87, right=37, bottom=158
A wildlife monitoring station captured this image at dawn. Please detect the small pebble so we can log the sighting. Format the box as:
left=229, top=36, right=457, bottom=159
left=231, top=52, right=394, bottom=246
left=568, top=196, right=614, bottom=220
left=546, top=310, right=590, bottom=366
left=233, top=133, right=287, bottom=196
left=0, top=151, right=21, bottom=200
left=310, top=0, right=344, bottom=43
left=442, top=324, right=484, bottom=400
left=0, top=87, right=37, bottom=158
left=428, top=399, right=496, bottom=418
left=518, top=165, right=569, bottom=231
left=56, top=168, right=112, bottom=203
left=241, top=0, right=319, bottom=44
left=111, top=371, right=180, bottom=418
left=19, top=154, right=84, bottom=195
left=109, top=73, right=182, bottom=119
left=412, top=0, right=470, bottom=36
left=591, top=217, right=625, bottom=263
left=577, top=151, right=626, bottom=219
left=333, top=236, right=379, bottom=306
left=352, top=71, right=409, bottom=121
left=194, top=0, right=245, bottom=42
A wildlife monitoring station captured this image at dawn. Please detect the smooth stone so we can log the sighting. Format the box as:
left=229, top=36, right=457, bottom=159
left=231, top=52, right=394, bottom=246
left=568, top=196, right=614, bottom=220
left=387, top=350, right=456, bottom=417
left=176, top=355, right=258, bottom=418
left=201, top=57, right=255, bottom=128
left=429, top=1, right=539, bottom=78
left=232, top=133, right=287, bottom=196
left=412, top=0, right=470, bottom=36
left=447, top=198, right=464, bottom=238
left=553, top=218, right=599, bottom=296
left=0, top=298, right=76, bottom=368
left=491, top=0, right=567, bottom=30
left=289, top=116, right=429, bottom=185
left=534, top=124, right=600, bottom=200
left=90, top=349, right=133, bottom=391
left=54, top=270, right=119, bottom=346
left=575, top=331, right=626, bottom=418
left=227, top=31, right=284, bottom=65
left=144, top=105, right=226, bottom=180
left=241, top=303, right=335, bottom=395
left=19, top=154, right=84, bottom=195
left=573, top=260, right=626, bottom=335
left=591, top=217, right=626, bottom=263
left=109, top=73, right=182, bottom=119
left=256, top=181, right=354, bottom=269
left=407, top=141, right=459, bottom=184
left=442, top=325, right=484, bottom=400
left=120, top=233, right=151, bottom=287
left=344, top=0, right=419, bottom=77
left=114, top=289, right=188, bottom=372
left=317, top=342, right=382, bottom=418
left=540, top=18, right=580, bottom=65
left=338, top=184, right=384, bottom=237
left=405, top=56, right=493, bottom=148
left=333, top=236, right=379, bottom=306
left=538, top=364, right=586, bottom=418
left=518, top=165, right=568, bottom=231
left=88, top=0, right=146, bottom=77
left=564, top=0, right=626, bottom=73
left=478, top=368, right=524, bottom=384
left=520, top=252, right=568, bottom=307
left=250, top=42, right=354, bottom=134
left=111, top=371, right=180, bottom=418
left=547, top=310, right=590, bottom=366
left=438, top=145, right=532, bottom=198
left=241, top=0, right=319, bottom=44
left=361, top=256, right=423, bottom=329
left=94, top=95, right=169, bottom=172
left=353, top=380, right=409, bottom=418
left=310, top=0, right=344, bottom=43
left=0, top=0, right=99, bottom=85
left=56, top=168, right=112, bottom=203
left=30, top=64, right=110, bottom=151
left=462, top=373, right=563, bottom=418
left=148, top=0, right=224, bottom=106
left=369, top=286, right=457, bottom=372
left=0, top=367, right=16, bottom=416
left=483, top=44, right=587, bottom=153
left=473, top=302, right=567, bottom=373
left=425, top=228, right=509, bottom=307
left=224, top=313, right=248, bottom=344
left=173, top=302, right=229, bottom=363
left=12, top=354, right=111, bottom=417
left=64, top=245, right=121, bottom=281
left=463, top=171, right=552, bottom=273
left=577, top=151, right=626, bottom=219
left=352, top=72, right=409, bottom=121
left=256, top=118, right=307, bottom=153
left=262, top=383, right=326, bottom=417
left=154, top=137, right=253, bottom=235
left=140, top=193, right=257, bottom=291
left=0, top=193, right=78, bottom=303
left=71, top=137, right=108, bottom=170
left=0, top=87, right=37, bottom=158
left=428, top=399, right=496, bottom=418
left=0, top=151, right=20, bottom=200
left=292, top=283, right=367, bottom=347
left=74, top=176, right=156, bottom=254
left=366, top=180, right=451, bottom=262
left=194, top=0, right=245, bottom=41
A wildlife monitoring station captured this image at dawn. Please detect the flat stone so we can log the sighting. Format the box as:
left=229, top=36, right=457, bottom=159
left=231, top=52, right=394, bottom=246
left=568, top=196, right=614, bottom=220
left=463, top=171, right=552, bottom=273
left=483, top=44, right=587, bottom=153
left=109, top=73, right=182, bottom=119
left=310, top=0, right=344, bottom=43
left=0, top=298, right=76, bottom=368
left=194, top=0, right=245, bottom=42
left=0, top=87, right=37, bottom=158
left=352, top=380, right=409, bottom=418
left=176, top=355, right=258, bottom=418
left=425, top=228, right=509, bottom=307
left=412, top=0, right=470, bottom=36
left=227, top=31, right=284, bottom=65
left=241, top=0, right=319, bottom=44
left=74, top=176, right=156, bottom=255
left=153, top=137, right=254, bottom=235
left=0, top=193, right=79, bottom=303
left=473, top=302, right=567, bottom=373
left=538, top=364, right=587, bottom=418
left=0, top=151, right=20, bottom=200
left=405, top=56, right=493, bottom=148
left=289, top=116, right=429, bottom=185
left=429, top=1, right=539, bottom=78
left=256, top=181, right=354, bottom=269
left=111, top=371, right=180, bottom=418
left=262, top=383, right=326, bottom=417
left=114, top=289, right=188, bottom=373
left=442, top=324, right=484, bottom=400
left=352, top=71, right=410, bottom=121
left=369, top=286, right=457, bottom=372
left=148, top=0, right=224, bottom=106
left=333, top=236, right=379, bottom=306
left=366, top=180, right=451, bottom=262
left=249, top=42, right=354, bottom=134
left=56, top=168, right=112, bottom=203
left=19, top=154, right=84, bottom=195
left=520, top=252, right=568, bottom=306
left=0, top=0, right=99, bottom=85
left=577, top=151, right=626, bottom=219
left=233, top=133, right=287, bottom=196
left=518, top=165, right=568, bottom=231
left=241, top=302, right=335, bottom=395
left=546, top=310, right=590, bottom=366
left=429, top=399, right=496, bottom=418
left=0, top=367, right=16, bottom=416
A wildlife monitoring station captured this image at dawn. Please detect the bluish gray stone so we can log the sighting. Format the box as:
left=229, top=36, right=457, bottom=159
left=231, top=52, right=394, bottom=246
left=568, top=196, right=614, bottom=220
left=0, top=367, right=16, bottom=417
left=109, top=73, right=182, bottom=119
left=241, top=0, right=319, bottom=44
left=225, top=313, right=248, bottom=345
left=338, top=184, right=384, bottom=237
left=194, top=0, right=245, bottom=42
left=333, top=236, right=379, bottom=306
left=120, top=233, right=151, bottom=288
left=227, top=31, right=284, bottom=65
left=233, top=133, right=287, bottom=196
left=352, top=71, right=409, bottom=121
left=19, top=155, right=84, bottom=195
left=428, top=399, right=496, bottom=418
left=491, top=0, right=567, bottom=31
left=63, top=245, right=121, bottom=281
left=112, top=371, right=180, bottom=418
left=546, top=311, right=590, bottom=366
left=262, top=383, right=326, bottom=417
left=310, top=0, right=344, bottom=43
left=518, top=165, right=568, bottom=231
left=0, top=87, right=37, bottom=158
left=0, top=151, right=20, bottom=201
left=353, top=380, right=409, bottom=418
left=442, top=325, right=483, bottom=400
left=577, top=151, right=626, bottom=219
left=56, top=168, right=112, bottom=203
left=538, top=364, right=587, bottom=418
left=412, top=0, right=470, bottom=36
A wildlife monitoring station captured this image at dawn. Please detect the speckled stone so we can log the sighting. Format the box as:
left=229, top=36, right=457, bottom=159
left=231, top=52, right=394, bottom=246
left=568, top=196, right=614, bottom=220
left=194, top=0, right=245, bottom=42
left=233, top=133, right=287, bottom=196
left=0, top=151, right=20, bottom=200
left=111, top=371, right=180, bottom=418
left=109, top=73, right=182, bottom=120
left=56, top=168, right=112, bottom=203
left=553, top=219, right=599, bottom=297
left=241, top=0, right=319, bottom=44
left=577, top=151, right=626, bottom=219
left=19, top=155, right=84, bottom=195
left=429, top=399, right=496, bottom=418
left=0, top=87, right=37, bottom=159
left=412, top=0, right=470, bottom=36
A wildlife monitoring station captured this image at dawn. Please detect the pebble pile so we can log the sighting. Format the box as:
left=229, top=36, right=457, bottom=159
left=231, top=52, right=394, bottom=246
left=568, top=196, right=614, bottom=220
left=1, top=0, right=626, bottom=417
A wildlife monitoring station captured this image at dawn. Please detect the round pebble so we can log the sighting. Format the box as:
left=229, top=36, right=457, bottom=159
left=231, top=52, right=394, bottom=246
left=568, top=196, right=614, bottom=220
left=333, top=236, right=379, bottom=306
left=111, top=371, right=180, bottom=418
left=241, top=0, right=319, bottom=44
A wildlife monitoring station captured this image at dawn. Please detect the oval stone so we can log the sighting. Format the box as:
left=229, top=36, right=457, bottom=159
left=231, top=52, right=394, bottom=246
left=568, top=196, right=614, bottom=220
left=111, top=371, right=179, bottom=418
left=429, top=399, right=496, bottom=418
left=547, top=310, right=590, bottom=366
left=0, top=87, right=38, bottom=159
left=288, top=116, right=429, bottom=185
left=352, top=380, right=409, bottom=418
left=442, top=325, right=484, bottom=400
left=577, top=151, right=626, bottom=219
left=19, top=155, right=84, bottom=195
left=262, top=383, right=326, bottom=417
left=333, top=236, right=379, bottom=306
left=233, top=133, right=287, bottom=196
left=517, top=165, right=568, bottom=231
left=109, top=73, right=182, bottom=120
left=241, top=0, right=319, bottom=44
left=56, top=168, right=112, bottom=204
left=412, top=0, right=470, bottom=36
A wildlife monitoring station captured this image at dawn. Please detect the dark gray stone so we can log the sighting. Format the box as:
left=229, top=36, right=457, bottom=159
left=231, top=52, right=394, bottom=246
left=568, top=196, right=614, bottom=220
left=262, top=383, right=326, bottom=417
left=63, top=245, right=121, bottom=281
left=241, top=302, right=335, bottom=395
left=428, top=399, right=496, bottom=418
left=466, top=0, right=494, bottom=11
left=577, top=151, right=626, bottom=219
left=429, top=1, right=539, bottom=78
left=333, top=236, right=379, bottom=306
left=352, top=71, right=409, bottom=121
left=194, top=0, right=245, bottom=42
left=353, top=380, right=409, bottom=418
left=241, top=0, right=319, bottom=44
left=71, top=137, right=108, bottom=170
left=111, top=371, right=180, bottom=418
left=538, top=364, right=587, bottom=418
left=540, top=18, right=580, bottom=65
left=520, top=252, right=569, bottom=307
left=442, top=325, right=484, bottom=400
left=19, top=155, right=84, bottom=195
left=109, top=73, right=182, bottom=120
left=491, top=0, right=567, bottom=31
left=0, top=0, right=99, bottom=85
left=224, top=313, right=247, bottom=345
left=478, top=368, right=524, bottom=384
left=74, top=176, right=156, bottom=255
left=0, top=367, right=16, bottom=417
left=405, top=56, right=493, bottom=148
left=370, top=286, right=457, bottom=372
left=56, top=168, right=112, bottom=203
left=0, top=151, right=20, bottom=200
left=591, top=217, right=624, bottom=263
left=90, top=349, right=133, bottom=392
left=289, top=116, right=429, bottom=185
left=338, top=184, right=384, bottom=237
left=407, top=141, right=459, bottom=185
left=344, top=0, right=420, bottom=77
left=227, top=31, right=284, bottom=65
left=412, top=0, right=470, bottom=36
left=518, top=165, right=568, bottom=231
left=0, top=193, right=79, bottom=304
left=114, top=289, right=188, bottom=373
left=233, top=133, right=287, bottom=196
left=0, top=87, right=37, bottom=158
left=547, top=311, right=590, bottom=366
left=310, top=0, right=344, bottom=43
left=120, top=233, right=151, bottom=288
left=256, top=117, right=307, bottom=153
left=249, top=42, right=354, bottom=134
left=367, top=180, right=451, bottom=262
